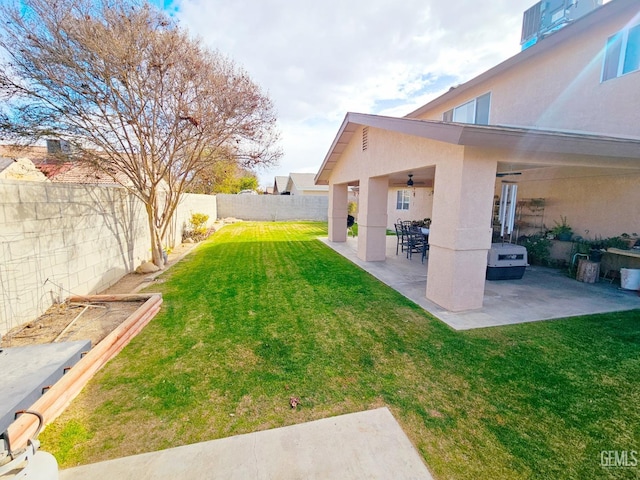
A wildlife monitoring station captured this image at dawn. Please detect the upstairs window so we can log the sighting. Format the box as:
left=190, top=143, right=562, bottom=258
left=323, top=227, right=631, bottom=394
left=443, top=92, right=491, bottom=125
left=396, top=190, right=410, bottom=210
left=602, top=23, right=640, bottom=81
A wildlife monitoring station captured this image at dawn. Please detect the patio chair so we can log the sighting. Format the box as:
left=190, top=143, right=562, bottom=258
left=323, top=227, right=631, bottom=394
left=406, top=228, right=428, bottom=263
left=394, top=223, right=409, bottom=255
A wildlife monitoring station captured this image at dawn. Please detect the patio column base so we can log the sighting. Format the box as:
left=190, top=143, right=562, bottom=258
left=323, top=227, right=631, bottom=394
left=358, top=226, right=387, bottom=261
left=357, top=176, right=388, bottom=262
left=426, top=152, right=496, bottom=312
left=426, top=245, right=487, bottom=311
left=328, top=183, right=349, bottom=242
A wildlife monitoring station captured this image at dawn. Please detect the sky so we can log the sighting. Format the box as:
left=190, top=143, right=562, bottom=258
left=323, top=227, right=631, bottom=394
left=153, top=0, right=541, bottom=189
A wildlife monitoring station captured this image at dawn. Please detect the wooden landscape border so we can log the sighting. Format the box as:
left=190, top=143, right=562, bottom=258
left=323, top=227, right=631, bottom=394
left=8, top=293, right=163, bottom=448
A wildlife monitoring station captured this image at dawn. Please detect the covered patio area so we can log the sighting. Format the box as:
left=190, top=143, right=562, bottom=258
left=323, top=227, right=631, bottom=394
left=321, top=236, right=640, bottom=330
left=317, top=113, right=640, bottom=315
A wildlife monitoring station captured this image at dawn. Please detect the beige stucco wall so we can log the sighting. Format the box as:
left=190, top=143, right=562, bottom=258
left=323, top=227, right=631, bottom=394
left=496, top=166, right=640, bottom=240
left=387, top=187, right=433, bottom=229
left=327, top=126, right=456, bottom=231
left=415, top=6, right=640, bottom=137
left=329, top=126, right=463, bottom=185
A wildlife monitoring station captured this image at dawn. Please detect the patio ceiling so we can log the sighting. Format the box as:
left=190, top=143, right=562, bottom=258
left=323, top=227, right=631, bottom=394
left=315, top=113, right=640, bottom=185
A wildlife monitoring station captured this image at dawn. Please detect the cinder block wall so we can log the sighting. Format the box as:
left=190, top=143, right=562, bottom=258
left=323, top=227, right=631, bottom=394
left=165, top=193, right=217, bottom=246
left=0, top=180, right=216, bottom=335
left=216, top=194, right=328, bottom=221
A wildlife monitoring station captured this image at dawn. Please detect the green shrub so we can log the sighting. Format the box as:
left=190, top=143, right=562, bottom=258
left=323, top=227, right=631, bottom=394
left=183, top=212, right=210, bottom=241
left=520, top=235, right=552, bottom=266
left=190, top=213, right=209, bottom=235
left=609, top=235, right=634, bottom=249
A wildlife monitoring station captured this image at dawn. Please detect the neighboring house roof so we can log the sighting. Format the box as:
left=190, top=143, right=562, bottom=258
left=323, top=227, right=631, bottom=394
left=287, top=172, right=330, bottom=194
left=0, top=157, right=48, bottom=181
left=34, top=160, right=125, bottom=185
left=406, top=0, right=631, bottom=120
left=34, top=161, right=75, bottom=178
left=273, top=175, right=289, bottom=194
left=315, top=113, right=640, bottom=185
left=0, top=144, right=48, bottom=159
left=0, top=157, right=12, bottom=173
left=0, top=144, right=127, bottom=185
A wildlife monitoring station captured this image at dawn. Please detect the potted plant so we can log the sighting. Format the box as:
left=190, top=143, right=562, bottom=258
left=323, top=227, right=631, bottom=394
left=575, top=238, right=590, bottom=254
left=621, top=233, right=639, bottom=248
left=589, top=236, right=605, bottom=262
left=602, top=235, right=628, bottom=250
left=551, top=216, right=573, bottom=241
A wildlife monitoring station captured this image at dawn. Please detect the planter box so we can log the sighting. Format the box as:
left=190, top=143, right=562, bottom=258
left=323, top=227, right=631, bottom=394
left=549, top=239, right=574, bottom=264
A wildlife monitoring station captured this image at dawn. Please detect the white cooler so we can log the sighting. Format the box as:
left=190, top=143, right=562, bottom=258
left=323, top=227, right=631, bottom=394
left=487, top=243, right=528, bottom=280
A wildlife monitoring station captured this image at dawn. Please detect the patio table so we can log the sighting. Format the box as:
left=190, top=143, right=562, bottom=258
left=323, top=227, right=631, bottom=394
left=601, top=248, right=640, bottom=282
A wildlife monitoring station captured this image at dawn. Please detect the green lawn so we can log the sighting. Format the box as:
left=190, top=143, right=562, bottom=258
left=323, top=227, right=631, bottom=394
left=41, top=222, right=640, bottom=479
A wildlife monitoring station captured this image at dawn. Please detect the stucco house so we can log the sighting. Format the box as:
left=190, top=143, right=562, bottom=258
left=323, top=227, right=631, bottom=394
left=0, top=157, right=47, bottom=181
left=316, top=0, right=640, bottom=313
left=0, top=142, right=127, bottom=185
left=287, top=172, right=330, bottom=196
left=272, top=175, right=289, bottom=194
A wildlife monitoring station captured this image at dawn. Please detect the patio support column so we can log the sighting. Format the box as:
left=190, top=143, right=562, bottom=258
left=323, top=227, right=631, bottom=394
left=426, top=151, right=497, bottom=311
left=358, top=176, right=388, bottom=262
left=328, top=182, right=349, bottom=242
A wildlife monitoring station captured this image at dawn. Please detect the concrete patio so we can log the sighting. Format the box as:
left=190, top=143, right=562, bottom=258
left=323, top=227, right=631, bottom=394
left=60, top=408, right=433, bottom=480
left=321, top=236, right=640, bottom=330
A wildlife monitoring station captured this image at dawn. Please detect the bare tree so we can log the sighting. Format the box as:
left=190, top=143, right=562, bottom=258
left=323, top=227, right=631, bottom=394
left=0, top=0, right=281, bottom=266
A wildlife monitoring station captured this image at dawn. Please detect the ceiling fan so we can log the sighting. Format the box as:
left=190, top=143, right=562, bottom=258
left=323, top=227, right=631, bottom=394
left=390, top=174, right=433, bottom=187
left=496, top=171, right=522, bottom=178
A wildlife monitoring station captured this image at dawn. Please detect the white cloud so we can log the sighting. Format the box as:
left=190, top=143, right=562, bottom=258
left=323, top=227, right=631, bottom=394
left=171, top=0, right=536, bottom=187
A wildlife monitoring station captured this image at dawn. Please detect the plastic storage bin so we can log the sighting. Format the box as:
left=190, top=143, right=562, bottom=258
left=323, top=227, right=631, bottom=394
left=620, top=268, right=640, bottom=290
left=486, top=243, right=528, bottom=280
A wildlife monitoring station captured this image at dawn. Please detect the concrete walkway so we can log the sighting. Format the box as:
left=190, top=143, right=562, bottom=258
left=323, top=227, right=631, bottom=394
left=321, top=236, right=640, bottom=330
left=60, top=408, right=433, bottom=480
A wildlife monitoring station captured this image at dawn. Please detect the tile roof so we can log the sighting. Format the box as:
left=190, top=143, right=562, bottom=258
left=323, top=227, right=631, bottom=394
left=33, top=160, right=125, bottom=185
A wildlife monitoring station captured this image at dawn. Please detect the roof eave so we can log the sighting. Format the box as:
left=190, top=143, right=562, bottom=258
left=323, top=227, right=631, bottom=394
left=315, top=114, right=640, bottom=184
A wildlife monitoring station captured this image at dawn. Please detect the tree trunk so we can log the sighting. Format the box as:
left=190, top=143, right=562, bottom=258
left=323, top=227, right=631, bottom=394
left=145, top=202, right=165, bottom=268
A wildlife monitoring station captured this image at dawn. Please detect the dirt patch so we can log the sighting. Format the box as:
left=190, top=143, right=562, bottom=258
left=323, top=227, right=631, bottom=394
left=0, top=301, right=142, bottom=348
left=1, top=242, right=199, bottom=349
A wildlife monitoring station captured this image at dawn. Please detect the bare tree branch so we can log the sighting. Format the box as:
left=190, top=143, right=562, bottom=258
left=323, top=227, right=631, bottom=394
left=0, top=0, right=281, bottom=266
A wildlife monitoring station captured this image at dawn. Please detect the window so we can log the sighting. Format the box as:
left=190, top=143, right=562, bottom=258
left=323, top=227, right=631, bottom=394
left=453, top=100, right=475, bottom=123
left=603, top=33, right=623, bottom=81
left=602, top=23, right=640, bottom=81
left=623, top=24, right=640, bottom=75
left=396, top=190, right=410, bottom=210
left=443, top=92, right=491, bottom=125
